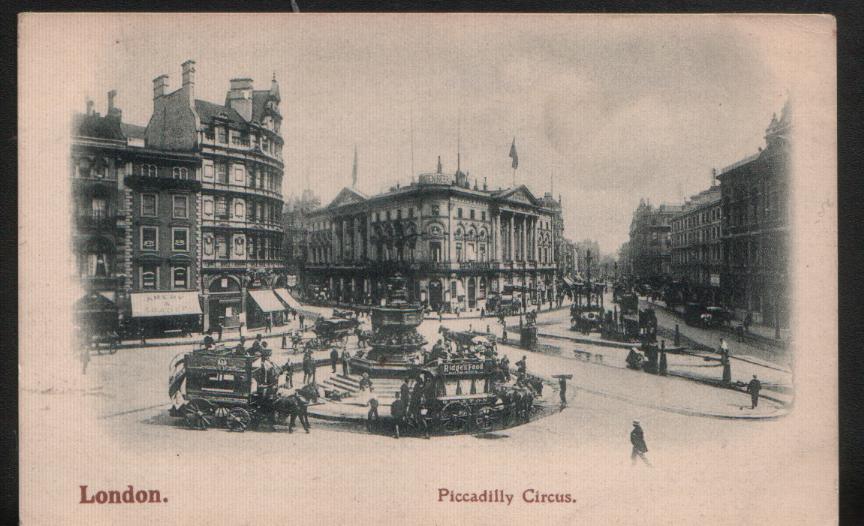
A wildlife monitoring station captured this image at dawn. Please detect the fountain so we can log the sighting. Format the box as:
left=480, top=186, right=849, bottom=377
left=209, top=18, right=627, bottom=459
left=350, top=274, right=426, bottom=378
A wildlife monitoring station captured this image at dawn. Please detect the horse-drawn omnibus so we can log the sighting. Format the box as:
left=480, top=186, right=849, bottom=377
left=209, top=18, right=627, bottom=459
left=169, top=348, right=319, bottom=432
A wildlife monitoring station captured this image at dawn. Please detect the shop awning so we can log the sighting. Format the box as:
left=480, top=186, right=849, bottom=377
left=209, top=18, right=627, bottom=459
left=562, top=276, right=575, bottom=287
left=249, top=289, right=285, bottom=313
left=130, top=291, right=202, bottom=318
left=274, top=288, right=301, bottom=310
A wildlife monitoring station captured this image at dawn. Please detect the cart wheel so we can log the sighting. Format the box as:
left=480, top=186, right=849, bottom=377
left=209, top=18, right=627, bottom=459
left=474, top=406, right=497, bottom=432
left=183, top=399, right=214, bottom=430
left=439, top=402, right=469, bottom=434
left=226, top=407, right=252, bottom=432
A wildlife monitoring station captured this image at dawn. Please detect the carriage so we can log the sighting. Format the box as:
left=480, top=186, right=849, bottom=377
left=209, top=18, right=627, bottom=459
left=169, top=349, right=318, bottom=432
left=311, top=317, right=360, bottom=347
left=404, top=357, right=541, bottom=435
left=570, top=305, right=605, bottom=333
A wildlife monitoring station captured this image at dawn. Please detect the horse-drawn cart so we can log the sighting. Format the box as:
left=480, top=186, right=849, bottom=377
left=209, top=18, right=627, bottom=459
left=169, top=349, right=319, bottom=432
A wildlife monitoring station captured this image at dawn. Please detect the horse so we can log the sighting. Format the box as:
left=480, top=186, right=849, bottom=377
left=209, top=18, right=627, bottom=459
left=273, top=383, right=320, bottom=433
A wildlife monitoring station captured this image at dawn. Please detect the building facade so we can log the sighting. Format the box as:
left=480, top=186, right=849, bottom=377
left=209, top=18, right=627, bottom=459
left=302, top=162, right=559, bottom=312
left=627, top=200, right=682, bottom=286
left=72, top=61, right=288, bottom=334
left=670, top=185, right=723, bottom=304
left=717, top=103, right=791, bottom=329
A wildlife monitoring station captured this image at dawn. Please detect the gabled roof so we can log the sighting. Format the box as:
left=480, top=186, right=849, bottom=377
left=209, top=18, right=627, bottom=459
left=72, top=112, right=125, bottom=141
left=326, top=187, right=369, bottom=209
left=492, top=184, right=540, bottom=207
left=194, top=99, right=246, bottom=127
left=120, top=122, right=147, bottom=140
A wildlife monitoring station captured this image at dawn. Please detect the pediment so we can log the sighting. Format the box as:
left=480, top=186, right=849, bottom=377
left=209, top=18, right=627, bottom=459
left=497, top=185, right=539, bottom=206
left=327, top=187, right=367, bottom=209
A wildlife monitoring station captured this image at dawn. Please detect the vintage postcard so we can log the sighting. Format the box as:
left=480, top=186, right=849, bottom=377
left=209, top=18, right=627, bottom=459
left=18, top=13, right=836, bottom=525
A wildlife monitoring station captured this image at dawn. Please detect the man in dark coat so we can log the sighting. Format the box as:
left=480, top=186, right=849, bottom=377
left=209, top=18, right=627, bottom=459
left=330, top=347, right=339, bottom=373
left=747, top=375, right=762, bottom=409
left=203, top=330, right=214, bottom=350
left=299, top=314, right=305, bottom=329
left=516, top=356, right=527, bottom=376
left=341, top=348, right=351, bottom=376
left=558, top=377, right=567, bottom=408
left=630, top=421, right=651, bottom=466
left=391, top=392, right=405, bottom=439
left=283, top=357, right=294, bottom=388
left=400, top=378, right=411, bottom=408
left=234, top=336, right=247, bottom=356
left=250, top=334, right=263, bottom=355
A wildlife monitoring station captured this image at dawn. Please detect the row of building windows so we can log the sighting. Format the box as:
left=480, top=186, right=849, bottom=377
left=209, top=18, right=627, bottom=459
left=202, top=160, right=281, bottom=191
left=202, top=195, right=280, bottom=223
left=139, top=226, right=189, bottom=252
left=205, top=127, right=282, bottom=157
left=202, top=232, right=280, bottom=260
left=140, top=193, right=190, bottom=219
left=139, top=264, right=190, bottom=290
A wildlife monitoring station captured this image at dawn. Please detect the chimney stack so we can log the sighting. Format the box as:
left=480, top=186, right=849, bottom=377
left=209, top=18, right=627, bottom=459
left=107, top=90, right=121, bottom=118
left=86, top=98, right=94, bottom=116
left=226, top=78, right=254, bottom=121
left=153, top=74, right=169, bottom=103
left=181, top=60, right=196, bottom=103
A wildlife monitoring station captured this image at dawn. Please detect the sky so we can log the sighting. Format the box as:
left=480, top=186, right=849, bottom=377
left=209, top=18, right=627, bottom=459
left=54, top=14, right=796, bottom=255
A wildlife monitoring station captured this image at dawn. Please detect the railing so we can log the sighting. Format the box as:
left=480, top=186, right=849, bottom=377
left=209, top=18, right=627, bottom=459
left=201, top=218, right=283, bottom=232
left=202, top=259, right=284, bottom=270
left=200, top=181, right=282, bottom=200
left=76, top=213, right=120, bottom=230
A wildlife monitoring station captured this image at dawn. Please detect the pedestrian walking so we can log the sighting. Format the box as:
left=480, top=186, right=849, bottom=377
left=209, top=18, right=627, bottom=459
left=265, top=316, right=272, bottom=333
left=330, top=347, right=339, bottom=373
left=744, top=312, right=753, bottom=333
left=558, top=377, right=567, bottom=408
left=341, top=348, right=351, bottom=376
left=659, top=341, right=668, bottom=376
left=502, top=327, right=508, bottom=343
left=630, top=421, right=651, bottom=466
left=439, top=310, right=443, bottom=323
left=747, top=375, right=762, bottom=409
left=299, top=314, right=305, bottom=329
left=283, top=358, right=294, bottom=388
left=216, top=321, right=223, bottom=342
left=367, top=398, right=380, bottom=432
left=80, top=346, right=90, bottom=375
left=480, top=307, right=485, bottom=319
left=391, top=392, right=404, bottom=439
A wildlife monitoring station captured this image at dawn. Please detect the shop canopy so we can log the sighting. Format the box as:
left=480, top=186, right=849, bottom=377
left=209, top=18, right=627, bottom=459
left=130, top=291, right=202, bottom=318
left=249, top=289, right=285, bottom=313
left=562, top=276, right=575, bottom=287
left=274, top=288, right=301, bottom=310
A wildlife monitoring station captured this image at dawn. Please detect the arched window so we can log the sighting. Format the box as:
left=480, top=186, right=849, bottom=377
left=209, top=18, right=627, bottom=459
left=172, top=167, right=189, bottom=180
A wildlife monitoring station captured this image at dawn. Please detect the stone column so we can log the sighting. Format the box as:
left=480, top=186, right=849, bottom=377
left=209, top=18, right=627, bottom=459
left=508, top=214, right=514, bottom=261
left=493, top=213, right=500, bottom=261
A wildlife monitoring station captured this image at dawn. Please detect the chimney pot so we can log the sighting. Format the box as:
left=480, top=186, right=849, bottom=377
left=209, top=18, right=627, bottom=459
left=107, top=90, right=117, bottom=112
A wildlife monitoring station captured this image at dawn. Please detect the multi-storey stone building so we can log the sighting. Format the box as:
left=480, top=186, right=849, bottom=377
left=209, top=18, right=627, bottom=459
left=718, top=103, right=790, bottom=331
left=670, top=185, right=723, bottom=304
left=627, top=200, right=683, bottom=286
left=72, top=61, right=288, bottom=335
left=302, top=160, right=559, bottom=312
